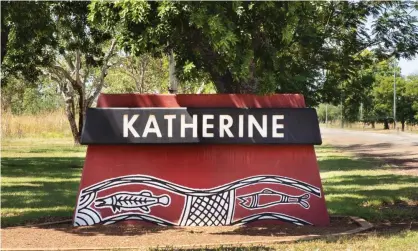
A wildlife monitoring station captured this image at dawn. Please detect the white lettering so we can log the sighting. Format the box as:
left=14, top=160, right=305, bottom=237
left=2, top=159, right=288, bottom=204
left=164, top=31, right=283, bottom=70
left=181, top=114, right=198, bottom=138
left=202, top=114, right=214, bottom=137
left=219, top=115, right=234, bottom=137
left=272, top=115, right=284, bottom=138
left=248, top=115, right=267, bottom=137
left=123, top=114, right=140, bottom=138
left=122, top=113, right=285, bottom=140
left=164, top=114, right=176, bottom=137
left=142, top=115, right=162, bottom=138
left=238, top=115, right=244, bottom=137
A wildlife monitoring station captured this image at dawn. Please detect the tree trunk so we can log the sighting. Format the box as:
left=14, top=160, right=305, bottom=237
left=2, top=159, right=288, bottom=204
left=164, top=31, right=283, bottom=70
left=213, top=73, right=259, bottom=94
left=196, top=82, right=206, bottom=94
left=75, top=87, right=85, bottom=141
left=1, top=23, right=10, bottom=64
left=212, top=71, right=235, bottom=93
left=168, top=51, right=178, bottom=94
left=51, top=40, right=116, bottom=146
left=401, top=121, right=405, bottom=131
left=64, top=97, right=80, bottom=145
left=371, top=121, right=375, bottom=129
left=383, top=120, right=389, bottom=130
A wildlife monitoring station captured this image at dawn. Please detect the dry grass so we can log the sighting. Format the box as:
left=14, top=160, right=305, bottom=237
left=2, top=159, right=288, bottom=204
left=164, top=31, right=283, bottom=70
left=1, top=110, right=72, bottom=138
left=322, top=122, right=418, bottom=133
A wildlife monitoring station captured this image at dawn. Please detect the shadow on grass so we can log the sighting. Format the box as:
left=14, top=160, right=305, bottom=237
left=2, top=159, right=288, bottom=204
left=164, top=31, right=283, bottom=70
left=324, top=174, right=417, bottom=187
left=2, top=157, right=83, bottom=178
left=1, top=157, right=84, bottom=227
left=337, top=143, right=394, bottom=150
left=318, top=157, right=380, bottom=172
left=317, top=155, right=418, bottom=223
left=324, top=143, right=418, bottom=171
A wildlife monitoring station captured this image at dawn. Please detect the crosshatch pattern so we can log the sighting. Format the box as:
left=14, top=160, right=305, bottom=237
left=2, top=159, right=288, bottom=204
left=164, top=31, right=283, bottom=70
left=185, top=192, right=230, bottom=226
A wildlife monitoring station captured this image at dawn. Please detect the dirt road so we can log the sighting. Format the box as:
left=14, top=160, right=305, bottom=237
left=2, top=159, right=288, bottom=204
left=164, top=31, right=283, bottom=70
left=320, top=127, right=418, bottom=175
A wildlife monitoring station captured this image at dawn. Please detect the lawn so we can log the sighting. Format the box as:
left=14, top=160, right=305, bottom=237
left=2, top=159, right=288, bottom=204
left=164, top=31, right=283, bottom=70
left=1, top=138, right=417, bottom=249
left=1, top=138, right=86, bottom=226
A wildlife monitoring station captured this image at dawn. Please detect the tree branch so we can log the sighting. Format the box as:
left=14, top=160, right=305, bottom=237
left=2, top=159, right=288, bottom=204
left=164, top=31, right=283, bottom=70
left=51, top=65, right=79, bottom=87
left=75, top=50, right=81, bottom=85
left=87, top=39, right=117, bottom=106
left=64, top=54, right=75, bottom=72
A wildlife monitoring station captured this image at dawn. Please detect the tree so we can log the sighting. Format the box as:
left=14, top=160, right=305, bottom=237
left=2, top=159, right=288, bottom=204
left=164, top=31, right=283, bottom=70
left=2, top=2, right=117, bottom=144
left=89, top=1, right=418, bottom=105
left=365, top=59, right=418, bottom=131
left=405, top=74, right=418, bottom=127
left=1, top=76, right=63, bottom=115
left=316, top=104, right=340, bottom=124
left=104, top=53, right=215, bottom=94
left=111, top=54, right=169, bottom=93
left=1, top=1, right=56, bottom=82
left=336, top=51, right=377, bottom=124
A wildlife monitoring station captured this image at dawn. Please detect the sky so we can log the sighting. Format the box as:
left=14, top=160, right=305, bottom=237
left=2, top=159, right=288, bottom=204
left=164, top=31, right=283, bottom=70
left=399, top=58, right=418, bottom=76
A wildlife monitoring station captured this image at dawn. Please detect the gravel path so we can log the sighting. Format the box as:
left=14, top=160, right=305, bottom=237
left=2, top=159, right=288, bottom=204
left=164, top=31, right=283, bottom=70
left=321, top=127, right=418, bottom=175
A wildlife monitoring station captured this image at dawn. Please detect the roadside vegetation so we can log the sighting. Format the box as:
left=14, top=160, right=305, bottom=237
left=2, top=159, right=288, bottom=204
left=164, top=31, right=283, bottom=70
left=320, top=122, right=418, bottom=134
left=315, top=70, right=418, bottom=132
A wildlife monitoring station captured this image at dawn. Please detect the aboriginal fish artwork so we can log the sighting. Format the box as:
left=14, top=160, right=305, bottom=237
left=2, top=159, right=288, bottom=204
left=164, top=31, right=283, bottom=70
left=237, top=188, right=310, bottom=210
left=95, top=190, right=170, bottom=213
left=74, top=175, right=322, bottom=227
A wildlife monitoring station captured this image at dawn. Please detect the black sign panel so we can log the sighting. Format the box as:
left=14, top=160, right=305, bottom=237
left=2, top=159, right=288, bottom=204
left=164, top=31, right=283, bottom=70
left=80, top=108, right=322, bottom=145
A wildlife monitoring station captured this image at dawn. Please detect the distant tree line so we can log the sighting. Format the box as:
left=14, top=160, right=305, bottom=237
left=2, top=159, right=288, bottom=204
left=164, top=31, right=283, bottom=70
left=317, top=56, right=418, bottom=131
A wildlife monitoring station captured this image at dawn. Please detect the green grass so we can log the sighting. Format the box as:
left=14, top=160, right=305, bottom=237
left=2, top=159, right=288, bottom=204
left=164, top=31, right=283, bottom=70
left=1, top=138, right=417, bottom=249
left=1, top=138, right=85, bottom=226
left=316, top=146, right=418, bottom=222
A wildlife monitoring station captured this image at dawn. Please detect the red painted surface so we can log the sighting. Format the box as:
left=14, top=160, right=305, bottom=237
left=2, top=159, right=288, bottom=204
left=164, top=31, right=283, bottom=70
left=74, top=94, right=329, bottom=226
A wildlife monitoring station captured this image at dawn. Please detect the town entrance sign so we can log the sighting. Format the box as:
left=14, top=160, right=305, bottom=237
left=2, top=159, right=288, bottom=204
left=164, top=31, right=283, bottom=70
left=73, top=94, right=329, bottom=226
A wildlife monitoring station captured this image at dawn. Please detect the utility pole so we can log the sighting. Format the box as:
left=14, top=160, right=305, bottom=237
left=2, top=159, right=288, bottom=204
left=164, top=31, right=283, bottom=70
left=359, top=66, right=363, bottom=124
left=340, top=91, right=344, bottom=128
left=393, top=60, right=397, bottom=130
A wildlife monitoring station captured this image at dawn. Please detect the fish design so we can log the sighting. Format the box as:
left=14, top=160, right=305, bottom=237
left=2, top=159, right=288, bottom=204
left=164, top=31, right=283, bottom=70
left=237, top=188, right=310, bottom=210
left=95, top=190, right=170, bottom=213
left=75, top=175, right=322, bottom=227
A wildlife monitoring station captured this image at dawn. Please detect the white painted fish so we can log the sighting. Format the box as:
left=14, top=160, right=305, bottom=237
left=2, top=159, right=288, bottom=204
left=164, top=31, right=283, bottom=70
left=237, top=188, right=310, bottom=209
left=95, top=190, right=170, bottom=213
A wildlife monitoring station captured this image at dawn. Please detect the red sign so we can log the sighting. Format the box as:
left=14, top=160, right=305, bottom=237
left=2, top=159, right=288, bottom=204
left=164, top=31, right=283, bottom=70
left=73, top=94, right=329, bottom=226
